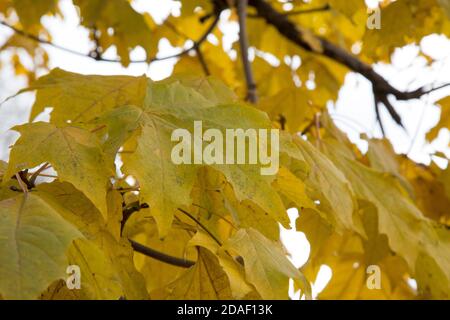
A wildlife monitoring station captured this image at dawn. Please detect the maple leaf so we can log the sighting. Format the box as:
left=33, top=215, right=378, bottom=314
left=4, top=122, right=114, bottom=218
left=73, top=0, right=155, bottom=66
left=0, top=193, right=82, bottom=299
left=151, top=248, right=233, bottom=299
left=12, top=0, right=59, bottom=28
left=36, top=181, right=149, bottom=299
left=224, top=228, right=311, bottom=300
left=34, top=73, right=290, bottom=236
left=322, top=138, right=450, bottom=298
left=19, top=68, right=148, bottom=125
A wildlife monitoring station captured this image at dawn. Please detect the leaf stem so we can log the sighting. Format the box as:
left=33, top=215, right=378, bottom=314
left=178, top=208, right=223, bottom=246
left=15, top=173, right=28, bottom=193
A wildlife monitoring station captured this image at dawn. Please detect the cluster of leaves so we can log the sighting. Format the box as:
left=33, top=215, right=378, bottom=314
left=1, top=69, right=449, bottom=300
left=0, top=0, right=450, bottom=300
left=2, top=0, right=450, bottom=138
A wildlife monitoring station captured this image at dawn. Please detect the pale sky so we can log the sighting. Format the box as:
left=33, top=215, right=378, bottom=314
left=1, top=0, right=449, bottom=298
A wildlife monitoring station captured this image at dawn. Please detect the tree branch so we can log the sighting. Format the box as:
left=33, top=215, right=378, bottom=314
left=123, top=204, right=243, bottom=268
left=237, top=0, right=258, bottom=103
left=129, top=239, right=195, bottom=268
left=374, top=96, right=386, bottom=137
left=121, top=203, right=195, bottom=268
left=0, top=15, right=219, bottom=64
left=421, top=82, right=450, bottom=95
left=121, top=201, right=149, bottom=232
left=121, top=204, right=215, bottom=267
left=244, top=0, right=442, bottom=126
left=245, top=0, right=413, bottom=97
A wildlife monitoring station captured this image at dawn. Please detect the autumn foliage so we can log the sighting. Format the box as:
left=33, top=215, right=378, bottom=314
left=0, top=0, right=450, bottom=300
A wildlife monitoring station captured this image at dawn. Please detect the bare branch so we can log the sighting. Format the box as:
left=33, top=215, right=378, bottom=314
left=0, top=21, right=97, bottom=59
left=421, top=82, right=450, bottom=95
left=237, top=0, right=258, bottom=103
left=374, top=97, right=386, bottom=137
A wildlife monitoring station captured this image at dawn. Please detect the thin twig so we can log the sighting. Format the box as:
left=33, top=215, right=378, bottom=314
left=178, top=207, right=244, bottom=266
left=328, top=113, right=372, bottom=135
left=237, top=0, right=257, bottom=103
left=192, top=203, right=237, bottom=230
left=129, top=239, right=195, bottom=268
left=0, top=15, right=219, bottom=64
left=178, top=208, right=222, bottom=246
left=123, top=204, right=241, bottom=267
left=407, top=96, right=430, bottom=155
left=374, top=97, right=386, bottom=137
left=121, top=201, right=149, bottom=232
left=29, top=162, right=50, bottom=186
left=90, top=124, right=107, bottom=133
left=421, top=82, right=450, bottom=95
left=407, top=59, right=449, bottom=154
left=0, top=21, right=96, bottom=59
